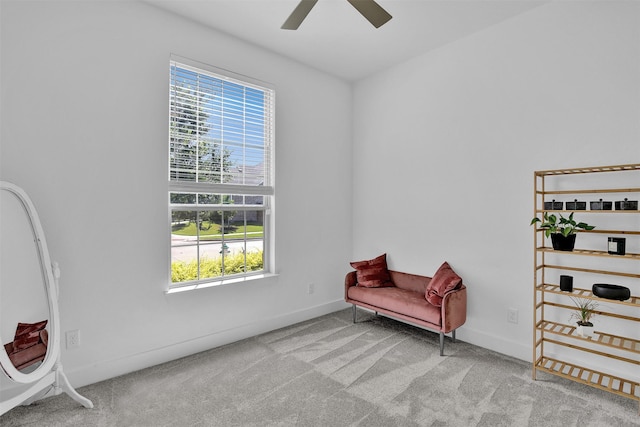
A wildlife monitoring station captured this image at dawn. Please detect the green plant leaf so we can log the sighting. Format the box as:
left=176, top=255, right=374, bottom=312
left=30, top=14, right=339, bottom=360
left=577, top=222, right=595, bottom=230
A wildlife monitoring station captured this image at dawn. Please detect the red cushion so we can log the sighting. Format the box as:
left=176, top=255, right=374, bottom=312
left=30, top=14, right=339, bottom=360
left=350, top=253, right=392, bottom=288
left=8, top=342, right=47, bottom=370
left=426, top=262, right=462, bottom=307
left=348, top=286, right=441, bottom=326
left=12, top=320, right=48, bottom=352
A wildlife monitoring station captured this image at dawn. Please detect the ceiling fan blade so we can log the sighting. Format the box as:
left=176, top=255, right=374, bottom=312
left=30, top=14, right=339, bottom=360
left=281, top=0, right=319, bottom=30
left=346, top=0, right=392, bottom=28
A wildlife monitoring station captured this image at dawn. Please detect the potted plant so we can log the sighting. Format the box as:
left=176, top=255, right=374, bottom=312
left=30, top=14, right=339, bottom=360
left=530, top=212, right=595, bottom=251
left=569, top=297, right=598, bottom=338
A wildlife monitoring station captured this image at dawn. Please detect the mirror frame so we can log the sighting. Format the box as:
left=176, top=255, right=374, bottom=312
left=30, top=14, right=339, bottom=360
left=0, top=181, right=60, bottom=384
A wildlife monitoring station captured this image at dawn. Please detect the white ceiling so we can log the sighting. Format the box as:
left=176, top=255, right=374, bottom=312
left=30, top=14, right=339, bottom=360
left=146, top=0, right=546, bottom=81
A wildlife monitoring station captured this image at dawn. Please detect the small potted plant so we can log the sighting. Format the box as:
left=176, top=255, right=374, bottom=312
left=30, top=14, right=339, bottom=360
left=569, top=297, right=598, bottom=338
left=530, top=212, right=595, bottom=251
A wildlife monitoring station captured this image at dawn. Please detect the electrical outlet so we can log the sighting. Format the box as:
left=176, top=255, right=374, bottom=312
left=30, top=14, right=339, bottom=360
left=507, top=309, right=518, bottom=324
left=308, top=283, right=315, bottom=294
left=66, top=330, right=80, bottom=349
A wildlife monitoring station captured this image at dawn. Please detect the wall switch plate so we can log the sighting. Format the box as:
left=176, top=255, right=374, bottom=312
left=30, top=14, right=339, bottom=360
left=308, top=283, right=315, bottom=294
left=507, top=309, right=518, bottom=324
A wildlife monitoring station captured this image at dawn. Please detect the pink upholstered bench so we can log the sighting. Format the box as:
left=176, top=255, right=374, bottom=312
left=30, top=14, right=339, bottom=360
left=345, top=256, right=467, bottom=356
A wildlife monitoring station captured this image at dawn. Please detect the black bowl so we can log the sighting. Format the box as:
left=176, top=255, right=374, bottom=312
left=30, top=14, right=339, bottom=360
left=592, top=284, right=630, bottom=301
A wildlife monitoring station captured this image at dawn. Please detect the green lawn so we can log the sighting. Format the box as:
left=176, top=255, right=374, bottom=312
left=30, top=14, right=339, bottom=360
left=172, top=221, right=263, bottom=241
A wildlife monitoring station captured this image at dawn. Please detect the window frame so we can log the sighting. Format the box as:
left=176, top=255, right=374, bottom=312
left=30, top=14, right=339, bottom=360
left=167, top=55, right=275, bottom=291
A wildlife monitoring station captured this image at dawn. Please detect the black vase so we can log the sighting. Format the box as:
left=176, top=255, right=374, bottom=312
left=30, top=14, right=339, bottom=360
left=551, top=233, right=576, bottom=251
left=559, top=275, right=573, bottom=292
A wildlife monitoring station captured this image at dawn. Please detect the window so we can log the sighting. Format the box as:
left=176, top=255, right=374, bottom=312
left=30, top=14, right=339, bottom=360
left=168, top=57, right=274, bottom=289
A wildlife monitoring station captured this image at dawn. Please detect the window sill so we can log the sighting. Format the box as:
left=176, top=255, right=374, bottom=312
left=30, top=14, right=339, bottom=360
left=165, top=273, right=278, bottom=295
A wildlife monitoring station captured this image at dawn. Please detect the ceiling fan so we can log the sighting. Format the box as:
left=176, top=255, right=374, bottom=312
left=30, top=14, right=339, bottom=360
left=282, top=0, right=392, bottom=30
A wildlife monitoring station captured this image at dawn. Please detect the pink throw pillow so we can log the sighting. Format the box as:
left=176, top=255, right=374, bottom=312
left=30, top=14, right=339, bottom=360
left=425, top=262, right=462, bottom=307
left=350, top=253, right=393, bottom=288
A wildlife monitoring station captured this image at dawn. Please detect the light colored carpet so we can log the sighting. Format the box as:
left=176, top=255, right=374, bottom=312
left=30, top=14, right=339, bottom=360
left=1, top=309, right=639, bottom=426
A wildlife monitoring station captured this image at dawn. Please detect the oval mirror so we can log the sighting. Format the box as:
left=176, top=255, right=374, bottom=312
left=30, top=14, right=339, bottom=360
left=0, top=182, right=59, bottom=383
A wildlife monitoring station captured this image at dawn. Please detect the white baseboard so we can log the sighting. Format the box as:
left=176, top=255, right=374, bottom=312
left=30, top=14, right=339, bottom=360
left=455, top=326, right=531, bottom=363
left=66, top=299, right=349, bottom=389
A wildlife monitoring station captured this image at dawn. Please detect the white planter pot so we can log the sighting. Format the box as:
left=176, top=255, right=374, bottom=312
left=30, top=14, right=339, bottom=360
left=577, top=324, right=594, bottom=338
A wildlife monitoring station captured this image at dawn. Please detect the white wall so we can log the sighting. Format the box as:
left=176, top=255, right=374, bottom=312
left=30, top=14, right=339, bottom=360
left=0, top=0, right=352, bottom=390
left=352, top=1, right=639, bottom=361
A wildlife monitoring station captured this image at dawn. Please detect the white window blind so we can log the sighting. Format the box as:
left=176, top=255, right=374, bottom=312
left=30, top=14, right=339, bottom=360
left=169, top=58, right=274, bottom=197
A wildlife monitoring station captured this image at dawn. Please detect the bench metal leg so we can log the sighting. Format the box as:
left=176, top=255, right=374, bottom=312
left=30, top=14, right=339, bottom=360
left=352, top=305, right=357, bottom=323
left=440, top=330, right=457, bottom=356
